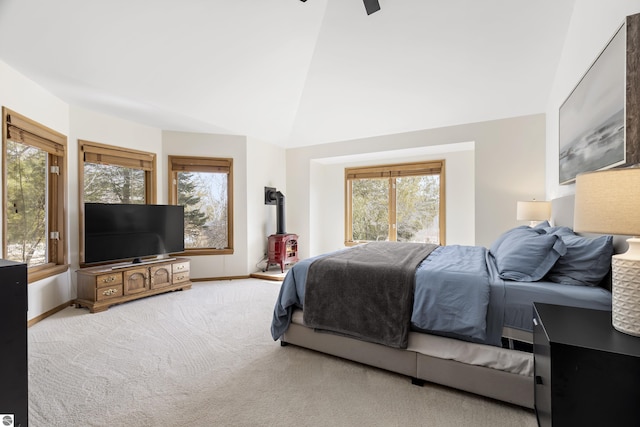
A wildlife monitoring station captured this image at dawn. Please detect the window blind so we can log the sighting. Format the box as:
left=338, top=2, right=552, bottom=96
left=80, top=140, right=154, bottom=171
left=346, top=161, right=443, bottom=180
left=169, top=156, right=232, bottom=174
left=6, top=108, right=66, bottom=155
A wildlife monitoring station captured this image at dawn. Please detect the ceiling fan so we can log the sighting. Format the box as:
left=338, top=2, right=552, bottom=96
left=300, top=0, right=380, bottom=15
left=362, top=0, right=381, bottom=15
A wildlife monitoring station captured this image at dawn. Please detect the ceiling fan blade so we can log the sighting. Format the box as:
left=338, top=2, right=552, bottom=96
left=363, top=0, right=380, bottom=15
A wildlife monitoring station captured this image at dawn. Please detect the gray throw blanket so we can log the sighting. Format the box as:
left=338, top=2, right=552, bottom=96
left=302, top=242, right=438, bottom=349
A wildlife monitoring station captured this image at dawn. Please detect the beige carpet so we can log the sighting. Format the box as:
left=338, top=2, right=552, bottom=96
left=28, top=279, right=537, bottom=427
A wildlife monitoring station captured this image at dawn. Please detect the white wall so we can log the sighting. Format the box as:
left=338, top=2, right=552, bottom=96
left=287, top=113, right=547, bottom=257
left=546, top=2, right=640, bottom=199
left=246, top=137, right=287, bottom=271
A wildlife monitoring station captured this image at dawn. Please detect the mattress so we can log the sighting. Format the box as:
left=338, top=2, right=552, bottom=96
left=502, top=279, right=612, bottom=332
left=272, top=244, right=614, bottom=348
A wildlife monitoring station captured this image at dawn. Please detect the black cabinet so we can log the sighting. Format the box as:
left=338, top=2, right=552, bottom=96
left=0, top=260, right=28, bottom=427
left=533, top=303, right=640, bottom=427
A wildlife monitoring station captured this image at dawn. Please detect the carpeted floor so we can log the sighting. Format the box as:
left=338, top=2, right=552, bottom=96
left=28, top=279, right=537, bottom=426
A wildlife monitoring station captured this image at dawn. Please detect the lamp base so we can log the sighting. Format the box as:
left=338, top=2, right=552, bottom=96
left=611, top=238, right=640, bottom=337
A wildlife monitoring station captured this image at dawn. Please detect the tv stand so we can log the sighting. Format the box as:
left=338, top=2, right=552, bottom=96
left=75, top=257, right=191, bottom=313
left=110, top=257, right=177, bottom=270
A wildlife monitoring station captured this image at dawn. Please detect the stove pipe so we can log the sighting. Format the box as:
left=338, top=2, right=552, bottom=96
left=265, top=187, right=286, bottom=235
left=274, top=191, right=286, bottom=235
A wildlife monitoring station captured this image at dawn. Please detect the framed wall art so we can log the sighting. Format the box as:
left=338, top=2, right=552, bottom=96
left=559, top=22, right=626, bottom=185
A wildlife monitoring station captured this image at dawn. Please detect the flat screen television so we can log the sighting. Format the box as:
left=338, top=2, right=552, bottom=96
left=84, top=203, right=185, bottom=264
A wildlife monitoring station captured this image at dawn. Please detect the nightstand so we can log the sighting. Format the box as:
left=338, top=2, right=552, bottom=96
left=533, top=303, right=640, bottom=427
left=0, top=260, right=28, bottom=427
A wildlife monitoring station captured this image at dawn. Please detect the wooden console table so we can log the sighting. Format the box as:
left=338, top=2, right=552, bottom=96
left=75, top=257, right=191, bottom=313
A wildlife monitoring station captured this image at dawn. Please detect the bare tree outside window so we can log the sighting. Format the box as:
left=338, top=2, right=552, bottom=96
left=168, top=156, right=233, bottom=254
left=177, top=171, right=228, bottom=249
left=5, top=140, right=47, bottom=266
left=352, top=178, right=389, bottom=241
left=396, top=175, right=440, bottom=244
left=84, top=163, right=146, bottom=204
left=4, top=108, right=67, bottom=282
left=346, top=161, right=445, bottom=245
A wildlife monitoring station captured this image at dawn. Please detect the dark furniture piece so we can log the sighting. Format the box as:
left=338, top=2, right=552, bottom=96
left=0, top=260, right=28, bottom=427
left=533, top=302, right=640, bottom=427
left=266, top=234, right=298, bottom=273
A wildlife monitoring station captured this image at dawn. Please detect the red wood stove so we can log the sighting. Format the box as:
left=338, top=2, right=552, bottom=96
left=266, top=233, right=298, bottom=273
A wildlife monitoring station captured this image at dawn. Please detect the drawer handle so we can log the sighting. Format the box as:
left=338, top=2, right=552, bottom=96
left=176, top=265, right=185, bottom=270
left=102, top=288, right=118, bottom=296
left=176, top=275, right=185, bottom=280
left=102, top=276, right=115, bottom=283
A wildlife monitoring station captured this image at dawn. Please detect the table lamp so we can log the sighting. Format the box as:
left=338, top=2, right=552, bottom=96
left=573, top=168, right=640, bottom=336
left=516, top=200, right=551, bottom=226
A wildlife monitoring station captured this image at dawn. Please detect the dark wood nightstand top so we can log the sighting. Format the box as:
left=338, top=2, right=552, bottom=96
left=534, top=302, right=640, bottom=357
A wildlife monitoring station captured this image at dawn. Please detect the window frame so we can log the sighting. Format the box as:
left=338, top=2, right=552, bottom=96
left=168, top=155, right=234, bottom=256
left=78, top=140, right=157, bottom=266
left=2, top=107, right=68, bottom=283
left=345, top=160, right=446, bottom=246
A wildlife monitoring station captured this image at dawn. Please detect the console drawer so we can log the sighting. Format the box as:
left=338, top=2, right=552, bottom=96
left=173, top=271, right=190, bottom=284
left=172, top=261, right=189, bottom=274
left=96, top=272, right=123, bottom=288
left=96, top=284, right=124, bottom=301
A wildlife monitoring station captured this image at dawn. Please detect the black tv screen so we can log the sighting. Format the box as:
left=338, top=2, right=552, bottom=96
left=84, top=203, right=185, bottom=264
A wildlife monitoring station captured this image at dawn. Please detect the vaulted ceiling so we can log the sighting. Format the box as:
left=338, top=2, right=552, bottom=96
left=0, top=0, right=575, bottom=148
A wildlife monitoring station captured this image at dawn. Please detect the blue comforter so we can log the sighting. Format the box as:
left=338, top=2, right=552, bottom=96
left=271, top=245, right=507, bottom=347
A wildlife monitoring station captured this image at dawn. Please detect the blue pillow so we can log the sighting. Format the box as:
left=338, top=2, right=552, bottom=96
left=542, top=225, right=574, bottom=236
left=545, top=233, right=613, bottom=286
left=489, top=226, right=531, bottom=256
left=490, top=227, right=567, bottom=281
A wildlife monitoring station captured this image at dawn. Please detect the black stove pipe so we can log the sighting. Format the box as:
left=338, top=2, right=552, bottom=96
left=265, top=188, right=286, bottom=235
left=275, top=191, right=286, bottom=235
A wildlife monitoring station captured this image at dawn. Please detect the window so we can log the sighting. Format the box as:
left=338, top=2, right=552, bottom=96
left=3, top=107, right=68, bottom=282
left=345, top=160, right=445, bottom=245
left=79, top=140, right=156, bottom=204
left=78, top=140, right=157, bottom=264
left=168, top=156, right=233, bottom=255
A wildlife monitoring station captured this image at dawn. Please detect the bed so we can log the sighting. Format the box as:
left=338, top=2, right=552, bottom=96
left=270, top=196, right=620, bottom=408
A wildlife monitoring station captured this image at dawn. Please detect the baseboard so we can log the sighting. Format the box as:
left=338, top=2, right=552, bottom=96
left=28, top=300, right=73, bottom=327
left=191, top=275, right=251, bottom=282
left=249, top=271, right=286, bottom=281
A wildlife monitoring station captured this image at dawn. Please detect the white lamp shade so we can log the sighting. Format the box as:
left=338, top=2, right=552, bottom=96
left=516, top=201, right=551, bottom=222
left=574, top=168, right=640, bottom=236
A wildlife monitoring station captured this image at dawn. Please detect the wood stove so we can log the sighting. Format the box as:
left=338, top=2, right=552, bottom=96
left=264, top=187, right=298, bottom=272
left=266, top=233, right=298, bottom=273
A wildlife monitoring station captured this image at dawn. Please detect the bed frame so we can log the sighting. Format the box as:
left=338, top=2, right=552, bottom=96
left=283, top=314, right=534, bottom=406
left=280, top=195, right=617, bottom=409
